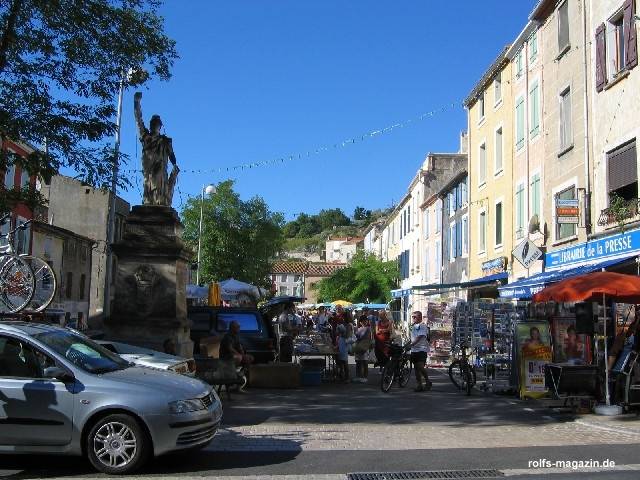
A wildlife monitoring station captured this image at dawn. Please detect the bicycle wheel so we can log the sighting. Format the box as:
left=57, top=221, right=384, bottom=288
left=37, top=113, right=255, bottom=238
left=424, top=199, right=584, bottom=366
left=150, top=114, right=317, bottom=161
left=0, top=255, right=35, bottom=314
left=380, top=360, right=396, bottom=393
left=448, top=360, right=464, bottom=389
left=398, top=357, right=412, bottom=387
left=19, top=255, right=57, bottom=312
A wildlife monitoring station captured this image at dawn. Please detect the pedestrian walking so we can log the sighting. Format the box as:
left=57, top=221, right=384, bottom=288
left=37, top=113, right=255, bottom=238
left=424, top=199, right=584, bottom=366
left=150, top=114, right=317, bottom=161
left=336, top=323, right=354, bottom=382
left=374, top=310, right=393, bottom=367
left=410, top=311, right=432, bottom=392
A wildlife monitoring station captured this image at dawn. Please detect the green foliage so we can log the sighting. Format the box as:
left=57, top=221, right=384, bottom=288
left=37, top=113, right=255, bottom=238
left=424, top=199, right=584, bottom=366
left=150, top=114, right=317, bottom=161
left=317, top=208, right=351, bottom=231
left=283, top=208, right=350, bottom=239
left=353, top=206, right=372, bottom=221
left=181, top=180, right=285, bottom=288
left=316, top=251, right=398, bottom=304
left=0, top=0, right=178, bottom=209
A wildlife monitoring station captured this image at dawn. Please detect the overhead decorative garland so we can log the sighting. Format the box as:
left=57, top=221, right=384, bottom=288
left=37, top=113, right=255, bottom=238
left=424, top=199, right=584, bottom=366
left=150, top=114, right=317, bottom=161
left=122, top=101, right=462, bottom=177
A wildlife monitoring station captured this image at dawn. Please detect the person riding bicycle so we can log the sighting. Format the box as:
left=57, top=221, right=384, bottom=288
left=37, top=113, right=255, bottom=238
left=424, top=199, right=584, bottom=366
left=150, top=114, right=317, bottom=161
left=410, top=311, right=432, bottom=392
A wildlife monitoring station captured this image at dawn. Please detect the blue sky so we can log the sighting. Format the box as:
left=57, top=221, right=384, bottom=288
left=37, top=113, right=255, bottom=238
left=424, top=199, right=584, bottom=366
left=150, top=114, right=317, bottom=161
left=116, top=1, right=537, bottom=221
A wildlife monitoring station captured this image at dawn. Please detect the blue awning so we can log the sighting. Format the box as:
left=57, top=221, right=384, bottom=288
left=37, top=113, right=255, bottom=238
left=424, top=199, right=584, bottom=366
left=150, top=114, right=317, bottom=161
left=498, top=256, right=635, bottom=299
left=465, top=272, right=508, bottom=287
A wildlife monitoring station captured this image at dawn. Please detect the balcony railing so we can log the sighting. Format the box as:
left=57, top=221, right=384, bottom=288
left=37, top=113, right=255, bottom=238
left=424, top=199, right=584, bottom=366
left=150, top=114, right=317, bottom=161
left=597, top=198, right=640, bottom=227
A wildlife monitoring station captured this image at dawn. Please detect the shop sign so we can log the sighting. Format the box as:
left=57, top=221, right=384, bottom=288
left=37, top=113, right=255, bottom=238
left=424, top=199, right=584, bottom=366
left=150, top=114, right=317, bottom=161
left=556, top=198, right=579, bottom=224
left=545, top=226, right=640, bottom=271
left=512, top=238, right=543, bottom=268
left=481, top=257, right=506, bottom=275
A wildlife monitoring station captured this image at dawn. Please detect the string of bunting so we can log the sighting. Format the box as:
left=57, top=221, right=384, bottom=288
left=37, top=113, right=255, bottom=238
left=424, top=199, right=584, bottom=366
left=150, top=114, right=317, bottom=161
left=122, top=101, right=462, bottom=177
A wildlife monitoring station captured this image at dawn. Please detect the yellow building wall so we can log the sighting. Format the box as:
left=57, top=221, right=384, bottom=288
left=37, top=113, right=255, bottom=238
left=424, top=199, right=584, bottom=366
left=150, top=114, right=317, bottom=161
left=468, top=62, right=514, bottom=280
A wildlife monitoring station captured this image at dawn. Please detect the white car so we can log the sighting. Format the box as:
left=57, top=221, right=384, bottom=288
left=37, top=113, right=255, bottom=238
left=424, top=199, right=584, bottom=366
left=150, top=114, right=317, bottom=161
left=97, top=340, right=196, bottom=376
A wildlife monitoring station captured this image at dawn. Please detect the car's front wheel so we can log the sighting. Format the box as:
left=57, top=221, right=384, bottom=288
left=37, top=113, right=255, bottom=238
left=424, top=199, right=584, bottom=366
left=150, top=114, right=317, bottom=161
left=87, top=413, right=150, bottom=475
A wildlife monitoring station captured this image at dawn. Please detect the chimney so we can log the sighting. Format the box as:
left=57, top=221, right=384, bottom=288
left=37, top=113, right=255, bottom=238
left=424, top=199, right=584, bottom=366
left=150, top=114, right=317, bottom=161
left=459, top=130, right=468, bottom=154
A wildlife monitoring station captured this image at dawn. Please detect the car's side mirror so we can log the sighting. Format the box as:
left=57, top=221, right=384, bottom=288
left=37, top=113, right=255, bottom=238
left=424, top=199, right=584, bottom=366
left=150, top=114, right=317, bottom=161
left=43, top=366, right=74, bottom=383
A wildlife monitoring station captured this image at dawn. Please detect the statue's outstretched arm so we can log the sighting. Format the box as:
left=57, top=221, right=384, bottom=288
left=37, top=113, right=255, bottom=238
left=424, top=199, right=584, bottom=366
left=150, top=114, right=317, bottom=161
left=134, top=91, right=148, bottom=138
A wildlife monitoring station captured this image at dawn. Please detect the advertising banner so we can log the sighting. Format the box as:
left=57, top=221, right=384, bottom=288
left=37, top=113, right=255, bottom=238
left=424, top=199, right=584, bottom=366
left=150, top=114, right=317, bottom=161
left=516, top=322, right=552, bottom=398
left=551, top=317, right=590, bottom=364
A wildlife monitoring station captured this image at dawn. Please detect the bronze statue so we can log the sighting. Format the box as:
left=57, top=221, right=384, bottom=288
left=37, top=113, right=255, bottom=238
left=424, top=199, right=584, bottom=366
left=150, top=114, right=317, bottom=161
left=134, top=91, right=179, bottom=206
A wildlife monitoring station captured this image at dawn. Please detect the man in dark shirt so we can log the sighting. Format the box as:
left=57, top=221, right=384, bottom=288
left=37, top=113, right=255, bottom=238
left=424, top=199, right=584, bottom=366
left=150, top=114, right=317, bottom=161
left=220, top=320, right=253, bottom=366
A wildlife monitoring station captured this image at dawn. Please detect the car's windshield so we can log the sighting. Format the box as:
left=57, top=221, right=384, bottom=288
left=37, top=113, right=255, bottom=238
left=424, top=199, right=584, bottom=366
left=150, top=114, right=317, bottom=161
left=34, top=330, right=130, bottom=374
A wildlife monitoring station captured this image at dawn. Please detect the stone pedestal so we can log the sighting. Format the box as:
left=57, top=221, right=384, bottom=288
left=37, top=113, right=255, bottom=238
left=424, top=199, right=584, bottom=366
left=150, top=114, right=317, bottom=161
left=105, top=205, right=193, bottom=358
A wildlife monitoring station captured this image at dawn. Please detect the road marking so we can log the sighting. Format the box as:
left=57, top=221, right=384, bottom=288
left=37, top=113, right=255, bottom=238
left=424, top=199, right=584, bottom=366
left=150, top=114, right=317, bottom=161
left=574, top=419, right=640, bottom=437
left=522, top=407, right=534, bottom=412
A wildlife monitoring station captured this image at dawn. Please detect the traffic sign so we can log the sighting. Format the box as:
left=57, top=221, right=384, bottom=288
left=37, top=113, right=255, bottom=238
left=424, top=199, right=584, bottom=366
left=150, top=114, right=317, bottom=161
left=512, top=238, right=543, bottom=269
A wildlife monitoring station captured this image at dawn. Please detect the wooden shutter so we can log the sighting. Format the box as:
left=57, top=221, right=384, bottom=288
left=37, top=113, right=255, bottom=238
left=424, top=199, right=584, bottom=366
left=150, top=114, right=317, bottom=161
left=595, top=23, right=607, bottom=92
left=624, top=0, right=638, bottom=69
left=456, top=221, right=462, bottom=258
left=608, top=141, right=637, bottom=192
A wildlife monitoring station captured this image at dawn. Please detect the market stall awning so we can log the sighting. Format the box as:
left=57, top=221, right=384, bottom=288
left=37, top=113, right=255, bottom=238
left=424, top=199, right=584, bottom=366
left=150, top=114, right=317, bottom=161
left=412, top=272, right=507, bottom=292
left=498, top=256, right=634, bottom=299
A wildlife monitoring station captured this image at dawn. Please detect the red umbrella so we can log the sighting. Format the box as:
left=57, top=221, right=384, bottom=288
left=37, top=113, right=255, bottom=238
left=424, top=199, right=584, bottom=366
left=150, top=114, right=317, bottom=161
left=532, top=271, right=640, bottom=304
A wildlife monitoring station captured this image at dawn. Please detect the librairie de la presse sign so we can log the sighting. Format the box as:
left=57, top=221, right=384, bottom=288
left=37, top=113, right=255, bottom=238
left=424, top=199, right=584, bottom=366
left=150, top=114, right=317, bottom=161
left=545, top=227, right=640, bottom=270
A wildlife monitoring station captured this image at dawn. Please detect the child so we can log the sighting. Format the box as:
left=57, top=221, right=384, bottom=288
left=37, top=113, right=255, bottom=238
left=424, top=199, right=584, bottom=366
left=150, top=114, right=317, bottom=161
left=336, top=323, right=354, bottom=382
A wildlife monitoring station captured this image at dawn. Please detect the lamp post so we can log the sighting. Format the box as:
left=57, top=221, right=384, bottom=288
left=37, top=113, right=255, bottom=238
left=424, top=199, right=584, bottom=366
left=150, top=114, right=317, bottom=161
left=196, top=184, right=216, bottom=285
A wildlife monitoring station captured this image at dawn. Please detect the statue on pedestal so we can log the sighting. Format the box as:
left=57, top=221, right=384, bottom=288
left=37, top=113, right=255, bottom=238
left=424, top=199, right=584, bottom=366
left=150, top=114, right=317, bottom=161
left=134, top=91, right=179, bottom=206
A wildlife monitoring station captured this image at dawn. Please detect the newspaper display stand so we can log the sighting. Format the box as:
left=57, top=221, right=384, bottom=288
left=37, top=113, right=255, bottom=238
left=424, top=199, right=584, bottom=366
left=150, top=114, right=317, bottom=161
left=426, top=301, right=455, bottom=367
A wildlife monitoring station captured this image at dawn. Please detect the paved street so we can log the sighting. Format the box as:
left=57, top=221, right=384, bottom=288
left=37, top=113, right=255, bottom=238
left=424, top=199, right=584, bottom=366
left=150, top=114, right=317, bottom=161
left=2, top=367, right=640, bottom=479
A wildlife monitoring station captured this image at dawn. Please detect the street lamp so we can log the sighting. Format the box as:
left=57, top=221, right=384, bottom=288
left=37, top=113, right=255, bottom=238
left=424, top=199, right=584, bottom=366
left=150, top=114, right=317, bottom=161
left=196, top=184, right=216, bottom=285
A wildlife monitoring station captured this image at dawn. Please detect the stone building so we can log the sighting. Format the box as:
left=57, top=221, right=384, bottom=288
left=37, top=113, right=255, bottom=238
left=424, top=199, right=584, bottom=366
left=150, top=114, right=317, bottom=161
left=39, top=175, right=130, bottom=328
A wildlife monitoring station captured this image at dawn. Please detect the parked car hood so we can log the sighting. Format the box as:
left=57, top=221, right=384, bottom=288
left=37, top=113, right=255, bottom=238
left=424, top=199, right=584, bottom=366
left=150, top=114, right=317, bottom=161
left=118, top=352, right=184, bottom=370
left=100, top=366, right=209, bottom=399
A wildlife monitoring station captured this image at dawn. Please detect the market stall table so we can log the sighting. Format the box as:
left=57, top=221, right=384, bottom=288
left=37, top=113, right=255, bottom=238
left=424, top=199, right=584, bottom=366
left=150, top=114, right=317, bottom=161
left=293, top=332, right=338, bottom=382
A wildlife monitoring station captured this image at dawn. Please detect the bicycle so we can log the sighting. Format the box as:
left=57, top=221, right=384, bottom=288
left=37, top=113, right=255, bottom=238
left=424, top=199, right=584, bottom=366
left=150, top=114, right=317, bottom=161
left=448, top=342, right=477, bottom=396
left=0, top=215, right=36, bottom=313
left=380, top=341, right=412, bottom=393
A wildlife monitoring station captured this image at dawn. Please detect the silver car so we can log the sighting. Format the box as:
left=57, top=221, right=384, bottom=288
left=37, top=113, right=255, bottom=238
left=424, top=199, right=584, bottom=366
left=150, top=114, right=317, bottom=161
left=0, top=321, right=223, bottom=475
left=97, top=340, right=197, bottom=377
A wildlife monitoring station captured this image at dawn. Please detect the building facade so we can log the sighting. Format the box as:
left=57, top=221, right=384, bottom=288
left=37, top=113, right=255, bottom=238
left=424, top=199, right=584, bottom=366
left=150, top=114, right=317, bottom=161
left=325, top=236, right=363, bottom=263
left=591, top=0, right=639, bottom=236
left=31, top=221, right=93, bottom=327
left=40, top=175, right=130, bottom=328
left=465, top=48, right=514, bottom=298
left=270, top=261, right=346, bottom=304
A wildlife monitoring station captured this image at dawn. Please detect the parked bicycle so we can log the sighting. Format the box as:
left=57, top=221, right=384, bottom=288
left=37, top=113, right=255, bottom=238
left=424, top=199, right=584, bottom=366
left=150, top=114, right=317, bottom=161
left=0, top=215, right=36, bottom=313
left=380, top=341, right=412, bottom=392
left=448, top=342, right=476, bottom=396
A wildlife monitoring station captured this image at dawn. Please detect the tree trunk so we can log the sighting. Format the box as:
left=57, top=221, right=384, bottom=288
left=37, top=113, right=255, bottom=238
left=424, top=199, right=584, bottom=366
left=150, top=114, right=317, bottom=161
left=0, top=0, right=23, bottom=75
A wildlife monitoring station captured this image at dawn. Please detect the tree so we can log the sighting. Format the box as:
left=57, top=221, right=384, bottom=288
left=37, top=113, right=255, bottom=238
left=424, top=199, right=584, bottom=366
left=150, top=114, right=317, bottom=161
left=353, top=206, right=372, bottom=221
left=181, top=180, right=285, bottom=288
left=316, top=251, right=398, bottom=304
left=0, top=0, right=178, bottom=211
left=316, top=208, right=350, bottom=231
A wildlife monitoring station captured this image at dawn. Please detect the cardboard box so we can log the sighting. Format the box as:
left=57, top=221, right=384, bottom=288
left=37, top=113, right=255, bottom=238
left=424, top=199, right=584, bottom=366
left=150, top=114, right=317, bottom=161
left=200, top=336, right=221, bottom=358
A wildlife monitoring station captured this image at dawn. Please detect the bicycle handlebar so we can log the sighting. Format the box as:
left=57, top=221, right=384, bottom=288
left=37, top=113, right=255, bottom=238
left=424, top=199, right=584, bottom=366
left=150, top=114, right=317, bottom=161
left=0, top=219, right=32, bottom=239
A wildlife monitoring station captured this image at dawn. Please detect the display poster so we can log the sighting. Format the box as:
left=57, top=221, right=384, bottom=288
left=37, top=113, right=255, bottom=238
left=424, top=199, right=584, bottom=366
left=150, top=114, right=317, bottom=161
left=551, top=317, right=590, bottom=364
left=516, top=322, right=552, bottom=399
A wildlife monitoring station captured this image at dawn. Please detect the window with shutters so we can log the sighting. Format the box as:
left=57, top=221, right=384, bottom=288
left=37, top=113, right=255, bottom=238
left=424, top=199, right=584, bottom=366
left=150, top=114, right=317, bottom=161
left=559, top=87, right=572, bottom=151
left=556, top=186, right=577, bottom=240
left=495, top=202, right=503, bottom=248
left=424, top=210, right=430, bottom=239
left=449, top=223, right=456, bottom=262
left=607, top=140, right=637, bottom=202
left=515, top=183, right=525, bottom=239
left=66, top=272, right=73, bottom=299
left=462, top=214, right=469, bottom=256
left=79, top=274, right=86, bottom=300
left=478, top=92, right=485, bottom=122
left=516, top=96, right=525, bottom=151
left=455, top=220, right=462, bottom=258
left=461, top=177, right=468, bottom=206
left=424, top=245, right=430, bottom=280
left=530, top=81, right=540, bottom=138
left=609, top=11, right=626, bottom=77
left=558, top=1, right=570, bottom=54
left=529, top=30, right=538, bottom=62
left=436, top=201, right=442, bottom=233
left=515, top=50, right=524, bottom=79
left=494, top=72, right=502, bottom=105
left=4, top=163, right=14, bottom=189
left=479, top=210, right=487, bottom=253
left=495, top=127, right=503, bottom=173
left=479, top=142, right=487, bottom=186
left=434, top=240, right=441, bottom=281
left=531, top=173, right=541, bottom=219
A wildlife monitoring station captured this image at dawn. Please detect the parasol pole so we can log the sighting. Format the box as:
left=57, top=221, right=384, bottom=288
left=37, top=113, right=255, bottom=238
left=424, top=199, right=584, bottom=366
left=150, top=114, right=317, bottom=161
left=603, top=292, right=611, bottom=406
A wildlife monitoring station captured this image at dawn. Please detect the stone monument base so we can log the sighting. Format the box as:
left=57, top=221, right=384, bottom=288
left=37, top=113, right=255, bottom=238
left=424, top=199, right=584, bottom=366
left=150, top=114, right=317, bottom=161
left=105, top=205, right=193, bottom=358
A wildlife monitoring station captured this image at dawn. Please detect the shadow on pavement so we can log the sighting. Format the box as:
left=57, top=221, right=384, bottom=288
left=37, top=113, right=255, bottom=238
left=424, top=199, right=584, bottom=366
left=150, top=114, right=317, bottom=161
left=220, top=367, right=571, bottom=428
